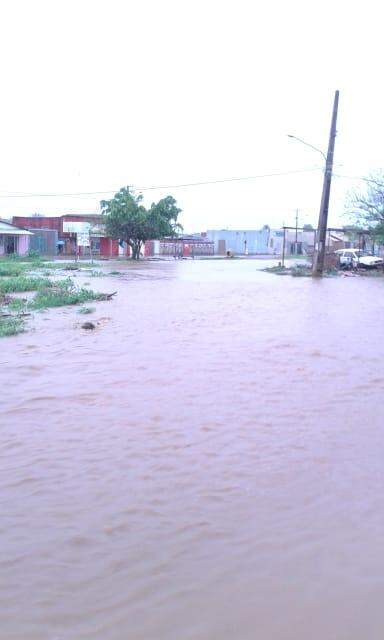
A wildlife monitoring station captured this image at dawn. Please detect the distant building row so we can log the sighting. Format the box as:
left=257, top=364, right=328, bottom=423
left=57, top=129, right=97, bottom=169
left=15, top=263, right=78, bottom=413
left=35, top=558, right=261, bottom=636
left=0, top=214, right=371, bottom=258
left=2, top=215, right=215, bottom=258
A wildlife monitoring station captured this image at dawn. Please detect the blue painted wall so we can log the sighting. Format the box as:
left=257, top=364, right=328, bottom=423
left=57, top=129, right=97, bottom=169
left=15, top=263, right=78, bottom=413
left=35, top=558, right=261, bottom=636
left=207, top=227, right=271, bottom=254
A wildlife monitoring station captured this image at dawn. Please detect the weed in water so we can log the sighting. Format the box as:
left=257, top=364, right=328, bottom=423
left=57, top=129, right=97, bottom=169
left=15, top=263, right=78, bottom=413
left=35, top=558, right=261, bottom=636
left=262, top=265, right=290, bottom=275
left=77, top=306, right=96, bottom=314
left=44, top=263, right=94, bottom=271
left=29, top=282, right=100, bottom=310
left=41, top=262, right=77, bottom=271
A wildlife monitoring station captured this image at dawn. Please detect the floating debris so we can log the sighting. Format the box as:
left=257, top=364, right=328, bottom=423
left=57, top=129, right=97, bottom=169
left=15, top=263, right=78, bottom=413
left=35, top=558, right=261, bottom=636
left=81, top=321, right=96, bottom=330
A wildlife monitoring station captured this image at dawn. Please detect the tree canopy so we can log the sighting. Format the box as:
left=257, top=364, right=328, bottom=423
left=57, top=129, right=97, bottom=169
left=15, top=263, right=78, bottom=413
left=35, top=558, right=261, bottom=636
left=101, top=188, right=182, bottom=259
left=348, top=171, right=384, bottom=242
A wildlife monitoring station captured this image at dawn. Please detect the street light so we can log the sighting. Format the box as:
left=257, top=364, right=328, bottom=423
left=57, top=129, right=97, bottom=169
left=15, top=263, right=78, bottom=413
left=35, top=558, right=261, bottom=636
left=287, top=134, right=327, bottom=162
left=288, top=90, right=340, bottom=276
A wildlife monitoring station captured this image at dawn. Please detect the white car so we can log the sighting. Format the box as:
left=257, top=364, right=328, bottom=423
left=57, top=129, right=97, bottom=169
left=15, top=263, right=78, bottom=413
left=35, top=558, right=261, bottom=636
left=335, top=248, right=384, bottom=269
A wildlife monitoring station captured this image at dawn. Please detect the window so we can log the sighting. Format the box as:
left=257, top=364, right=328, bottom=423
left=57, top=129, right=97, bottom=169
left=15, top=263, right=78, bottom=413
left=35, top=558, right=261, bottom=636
left=91, top=238, right=100, bottom=253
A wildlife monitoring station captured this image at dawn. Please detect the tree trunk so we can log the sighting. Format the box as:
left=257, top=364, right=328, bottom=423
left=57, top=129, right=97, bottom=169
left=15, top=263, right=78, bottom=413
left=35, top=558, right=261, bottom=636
left=130, top=240, right=142, bottom=260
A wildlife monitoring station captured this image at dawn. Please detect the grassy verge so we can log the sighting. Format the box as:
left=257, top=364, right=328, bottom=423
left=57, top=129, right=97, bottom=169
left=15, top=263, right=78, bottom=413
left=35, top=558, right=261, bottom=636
left=0, top=254, right=42, bottom=263
left=0, top=261, right=44, bottom=277
left=0, top=316, right=25, bottom=337
left=0, top=272, right=115, bottom=337
left=29, top=280, right=104, bottom=310
left=6, top=298, right=27, bottom=311
left=0, top=258, right=98, bottom=278
left=0, top=276, right=53, bottom=293
left=0, top=263, right=27, bottom=277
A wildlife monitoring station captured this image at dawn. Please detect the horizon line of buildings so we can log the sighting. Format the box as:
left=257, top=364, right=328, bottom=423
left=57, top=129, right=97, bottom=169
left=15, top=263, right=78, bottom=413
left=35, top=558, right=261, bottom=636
left=0, top=213, right=361, bottom=258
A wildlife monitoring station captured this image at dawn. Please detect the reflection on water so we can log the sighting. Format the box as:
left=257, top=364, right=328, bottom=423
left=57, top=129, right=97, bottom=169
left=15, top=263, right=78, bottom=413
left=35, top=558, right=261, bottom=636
left=1, top=259, right=384, bottom=640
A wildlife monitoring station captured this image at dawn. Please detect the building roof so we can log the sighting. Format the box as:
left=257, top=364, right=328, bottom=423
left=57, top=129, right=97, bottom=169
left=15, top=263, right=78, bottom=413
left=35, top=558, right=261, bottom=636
left=0, top=220, right=33, bottom=235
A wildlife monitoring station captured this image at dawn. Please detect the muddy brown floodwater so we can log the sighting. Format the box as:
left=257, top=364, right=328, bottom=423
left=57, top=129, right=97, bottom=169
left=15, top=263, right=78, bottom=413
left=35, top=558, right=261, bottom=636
left=1, top=259, right=384, bottom=640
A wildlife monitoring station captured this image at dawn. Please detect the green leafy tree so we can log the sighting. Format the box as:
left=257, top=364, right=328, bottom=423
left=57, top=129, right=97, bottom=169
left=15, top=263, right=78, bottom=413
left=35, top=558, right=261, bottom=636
left=348, top=171, right=384, bottom=244
left=101, top=188, right=182, bottom=259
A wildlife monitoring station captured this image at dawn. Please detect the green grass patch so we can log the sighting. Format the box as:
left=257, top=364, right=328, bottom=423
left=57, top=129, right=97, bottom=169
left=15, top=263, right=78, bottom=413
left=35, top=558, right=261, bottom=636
left=6, top=298, right=27, bottom=311
left=0, top=276, right=53, bottom=293
left=29, top=281, right=101, bottom=310
left=0, top=316, right=25, bottom=337
left=0, top=263, right=26, bottom=277
left=0, top=261, right=44, bottom=277
left=0, top=253, right=42, bottom=263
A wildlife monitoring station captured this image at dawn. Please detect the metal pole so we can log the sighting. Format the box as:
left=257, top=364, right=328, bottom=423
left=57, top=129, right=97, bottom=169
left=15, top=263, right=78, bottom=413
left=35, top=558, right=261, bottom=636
left=312, top=229, right=316, bottom=268
left=89, top=231, right=93, bottom=264
left=312, top=90, right=340, bottom=276
left=282, top=228, right=286, bottom=267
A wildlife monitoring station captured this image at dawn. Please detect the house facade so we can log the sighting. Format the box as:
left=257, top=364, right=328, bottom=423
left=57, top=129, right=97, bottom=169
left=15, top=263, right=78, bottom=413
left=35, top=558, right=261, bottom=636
left=12, top=214, right=119, bottom=257
left=0, top=220, right=33, bottom=256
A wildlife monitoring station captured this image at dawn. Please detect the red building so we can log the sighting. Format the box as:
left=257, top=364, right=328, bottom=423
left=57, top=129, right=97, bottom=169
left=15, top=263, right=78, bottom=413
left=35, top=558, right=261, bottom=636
left=12, top=214, right=119, bottom=257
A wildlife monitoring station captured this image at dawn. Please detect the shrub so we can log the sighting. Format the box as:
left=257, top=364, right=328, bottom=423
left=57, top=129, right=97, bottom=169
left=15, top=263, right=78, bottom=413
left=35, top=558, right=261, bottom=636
left=0, top=316, right=25, bottom=337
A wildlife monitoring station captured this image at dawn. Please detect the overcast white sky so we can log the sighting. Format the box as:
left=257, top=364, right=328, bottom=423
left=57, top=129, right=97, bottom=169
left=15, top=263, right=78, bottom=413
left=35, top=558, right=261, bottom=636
left=0, top=0, right=383, bottom=232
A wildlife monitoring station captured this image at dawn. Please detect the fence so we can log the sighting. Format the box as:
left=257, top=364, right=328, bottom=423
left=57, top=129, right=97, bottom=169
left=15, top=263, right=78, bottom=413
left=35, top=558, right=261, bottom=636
left=29, top=229, right=58, bottom=256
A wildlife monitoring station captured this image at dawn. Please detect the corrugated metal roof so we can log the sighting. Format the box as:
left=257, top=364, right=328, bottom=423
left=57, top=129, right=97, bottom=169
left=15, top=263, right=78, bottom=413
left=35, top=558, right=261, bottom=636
left=0, top=220, right=33, bottom=235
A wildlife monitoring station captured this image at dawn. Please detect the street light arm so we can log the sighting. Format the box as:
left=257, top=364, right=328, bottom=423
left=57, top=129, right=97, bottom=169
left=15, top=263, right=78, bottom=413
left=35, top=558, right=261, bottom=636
left=287, top=134, right=327, bottom=162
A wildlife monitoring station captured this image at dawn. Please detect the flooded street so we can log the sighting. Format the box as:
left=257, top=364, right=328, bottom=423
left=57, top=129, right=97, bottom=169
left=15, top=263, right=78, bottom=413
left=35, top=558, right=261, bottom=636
left=2, top=259, right=384, bottom=639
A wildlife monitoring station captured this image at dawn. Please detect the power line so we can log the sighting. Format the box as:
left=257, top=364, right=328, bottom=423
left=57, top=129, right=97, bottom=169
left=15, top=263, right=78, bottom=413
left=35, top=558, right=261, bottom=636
left=0, top=166, right=322, bottom=199
left=0, top=189, right=117, bottom=198
left=136, top=167, right=322, bottom=191
left=333, top=173, right=384, bottom=187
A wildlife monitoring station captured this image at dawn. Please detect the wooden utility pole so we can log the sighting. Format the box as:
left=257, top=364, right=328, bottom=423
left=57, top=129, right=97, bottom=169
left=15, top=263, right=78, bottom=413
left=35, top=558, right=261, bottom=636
left=312, top=90, right=340, bottom=276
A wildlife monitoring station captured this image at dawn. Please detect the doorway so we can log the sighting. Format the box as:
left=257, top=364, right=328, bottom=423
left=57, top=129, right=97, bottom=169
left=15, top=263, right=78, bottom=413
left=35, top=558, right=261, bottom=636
left=5, top=236, right=18, bottom=254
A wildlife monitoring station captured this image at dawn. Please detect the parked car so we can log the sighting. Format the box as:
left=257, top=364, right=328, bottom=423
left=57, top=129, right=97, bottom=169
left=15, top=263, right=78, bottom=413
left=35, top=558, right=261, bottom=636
left=335, top=249, right=384, bottom=269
